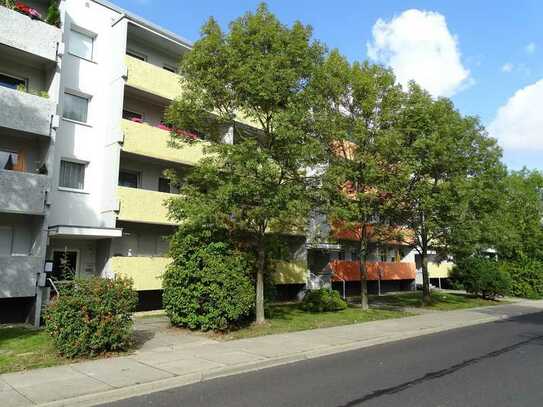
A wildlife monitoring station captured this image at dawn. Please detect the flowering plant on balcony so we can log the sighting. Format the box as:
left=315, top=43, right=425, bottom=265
left=15, top=2, right=41, bottom=19
left=156, top=123, right=171, bottom=131
left=130, top=117, right=143, bottom=123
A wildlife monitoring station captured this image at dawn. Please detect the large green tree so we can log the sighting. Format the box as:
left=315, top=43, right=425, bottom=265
left=165, top=4, right=324, bottom=323
left=392, top=83, right=503, bottom=304
left=311, top=50, right=405, bottom=310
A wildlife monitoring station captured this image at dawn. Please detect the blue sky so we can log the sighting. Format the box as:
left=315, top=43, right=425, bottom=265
left=118, top=0, right=543, bottom=170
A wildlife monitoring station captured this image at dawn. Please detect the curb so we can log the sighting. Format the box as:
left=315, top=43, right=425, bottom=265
left=37, top=305, right=542, bottom=407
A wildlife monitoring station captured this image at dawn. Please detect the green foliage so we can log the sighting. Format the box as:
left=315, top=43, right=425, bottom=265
left=162, top=225, right=255, bottom=331
left=44, top=277, right=137, bottom=358
left=165, top=3, right=324, bottom=322
left=16, top=83, right=49, bottom=98
left=451, top=257, right=511, bottom=299
left=46, top=0, right=61, bottom=27
left=1, top=0, right=15, bottom=9
left=500, top=258, right=543, bottom=299
left=301, top=289, right=347, bottom=312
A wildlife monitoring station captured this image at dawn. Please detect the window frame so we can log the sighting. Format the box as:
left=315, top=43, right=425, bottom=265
left=68, top=26, right=96, bottom=61
left=62, top=90, right=90, bottom=124
left=126, top=49, right=147, bottom=62
left=122, top=109, right=144, bottom=122
left=162, top=64, right=177, bottom=73
left=58, top=158, right=87, bottom=193
left=0, top=71, right=27, bottom=91
left=118, top=169, right=140, bottom=189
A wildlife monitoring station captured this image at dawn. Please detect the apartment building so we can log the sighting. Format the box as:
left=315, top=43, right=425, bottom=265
left=1, top=0, right=437, bottom=324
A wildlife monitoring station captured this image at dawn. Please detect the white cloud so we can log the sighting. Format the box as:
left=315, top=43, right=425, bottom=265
left=501, top=63, right=513, bottom=73
left=489, top=79, right=543, bottom=151
left=367, top=9, right=470, bottom=97
left=525, top=42, right=536, bottom=54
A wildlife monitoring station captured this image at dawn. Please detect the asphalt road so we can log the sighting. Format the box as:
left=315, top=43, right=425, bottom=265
left=103, top=312, right=543, bottom=407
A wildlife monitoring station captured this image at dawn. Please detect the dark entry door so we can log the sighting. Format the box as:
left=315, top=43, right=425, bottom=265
left=52, top=251, right=78, bottom=281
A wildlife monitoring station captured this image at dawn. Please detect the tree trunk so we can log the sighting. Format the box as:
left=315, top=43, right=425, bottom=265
left=421, top=248, right=431, bottom=305
left=359, top=240, right=369, bottom=311
left=255, top=242, right=266, bottom=324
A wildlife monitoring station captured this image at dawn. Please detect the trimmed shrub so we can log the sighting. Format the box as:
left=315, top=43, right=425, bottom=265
left=452, top=256, right=511, bottom=299
left=500, top=258, right=543, bottom=299
left=163, top=238, right=255, bottom=331
left=301, top=288, right=347, bottom=312
left=45, top=277, right=137, bottom=358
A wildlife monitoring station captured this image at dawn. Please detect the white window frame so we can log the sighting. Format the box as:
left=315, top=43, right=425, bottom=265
left=58, top=158, right=88, bottom=193
left=62, top=89, right=91, bottom=125
left=69, top=25, right=96, bottom=61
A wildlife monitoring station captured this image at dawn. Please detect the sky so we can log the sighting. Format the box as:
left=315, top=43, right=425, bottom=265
left=117, top=0, right=543, bottom=171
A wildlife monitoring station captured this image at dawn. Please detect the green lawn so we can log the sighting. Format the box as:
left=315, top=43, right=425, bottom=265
left=0, top=326, right=64, bottom=374
left=368, top=291, right=505, bottom=310
left=221, top=304, right=412, bottom=340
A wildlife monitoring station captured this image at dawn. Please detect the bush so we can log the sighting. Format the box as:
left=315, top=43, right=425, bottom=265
left=163, top=235, right=255, bottom=331
left=45, top=277, right=137, bottom=358
left=46, top=0, right=61, bottom=27
left=452, top=256, right=511, bottom=299
left=301, top=288, right=347, bottom=312
left=500, top=258, right=543, bottom=299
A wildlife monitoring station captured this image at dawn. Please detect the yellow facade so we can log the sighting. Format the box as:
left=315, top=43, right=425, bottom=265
left=124, top=56, right=259, bottom=128
left=125, top=55, right=181, bottom=101
left=272, top=260, right=308, bottom=284
left=428, top=261, right=454, bottom=278
left=111, top=256, right=170, bottom=291
left=121, top=119, right=208, bottom=166
left=117, top=186, right=177, bottom=225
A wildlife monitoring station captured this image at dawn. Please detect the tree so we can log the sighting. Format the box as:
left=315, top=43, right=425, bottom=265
left=311, top=50, right=405, bottom=310
left=392, top=83, right=503, bottom=304
left=165, top=4, right=324, bottom=323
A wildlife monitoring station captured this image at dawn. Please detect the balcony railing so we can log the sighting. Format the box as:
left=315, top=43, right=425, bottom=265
left=0, top=87, right=55, bottom=137
left=272, top=260, right=308, bottom=284
left=125, top=55, right=181, bottom=101
left=0, top=6, right=60, bottom=63
left=121, top=119, right=207, bottom=166
left=117, top=186, right=177, bottom=225
left=0, top=170, right=48, bottom=215
left=330, top=260, right=416, bottom=281
left=0, top=256, right=41, bottom=298
left=111, top=256, right=170, bottom=291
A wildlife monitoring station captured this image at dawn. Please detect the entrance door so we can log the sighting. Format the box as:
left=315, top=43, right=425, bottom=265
left=52, top=250, right=78, bottom=281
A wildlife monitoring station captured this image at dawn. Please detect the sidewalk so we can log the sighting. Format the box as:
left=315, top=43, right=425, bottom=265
left=2, top=300, right=543, bottom=407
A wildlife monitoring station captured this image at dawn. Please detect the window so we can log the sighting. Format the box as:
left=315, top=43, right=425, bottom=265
left=0, top=73, right=25, bottom=90
left=122, top=109, right=143, bottom=122
left=69, top=28, right=94, bottom=60
left=126, top=50, right=146, bottom=61
left=63, top=92, right=88, bottom=123
left=0, top=150, right=19, bottom=170
left=119, top=171, right=139, bottom=188
left=0, top=226, right=13, bottom=256
left=158, top=177, right=171, bottom=193
left=162, top=64, right=176, bottom=73
left=59, top=160, right=85, bottom=190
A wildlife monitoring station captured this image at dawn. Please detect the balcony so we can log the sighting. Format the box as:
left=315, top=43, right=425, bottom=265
left=117, top=186, right=177, bottom=225
left=121, top=119, right=207, bottom=166
left=0, top=170, right=48, bottom=215
left=0, top=6, right=60, bottom=63
left=125, top=55, right=181, bottom=101
left=0, top=87, right=55, bottom=137
left=111, top=256, right=170, bottom=291
left=0, top=256, right=41, bottom=298
left=428, top=261, right=454, bottom=278
left=272, top=260, right=308, bottom=284
left=330, top=260, right=416, bottom=281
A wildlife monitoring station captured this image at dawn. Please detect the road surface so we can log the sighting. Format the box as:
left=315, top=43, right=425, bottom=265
left=103, top=311, right=543, bottom=406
